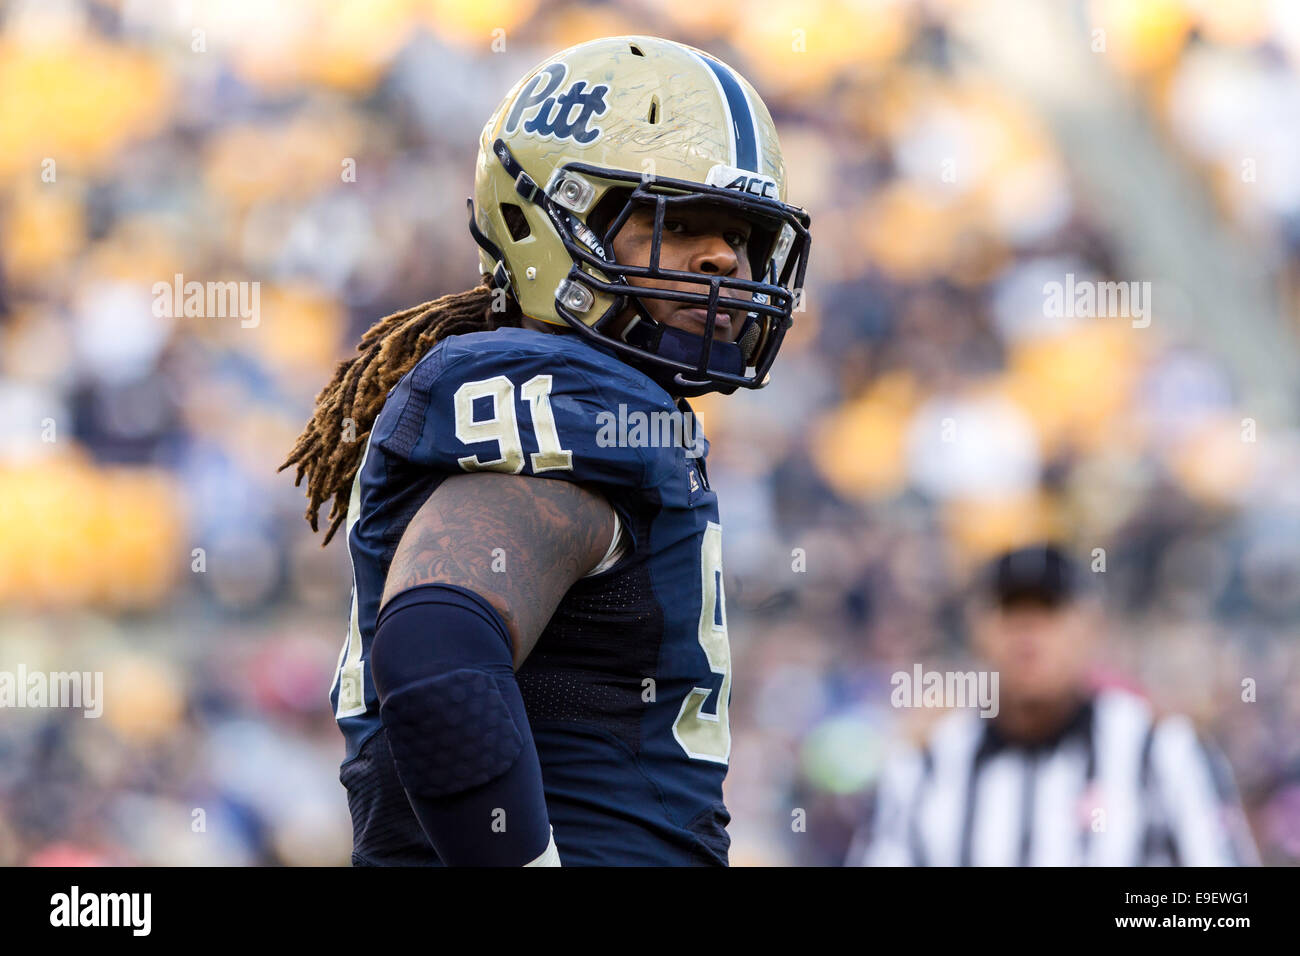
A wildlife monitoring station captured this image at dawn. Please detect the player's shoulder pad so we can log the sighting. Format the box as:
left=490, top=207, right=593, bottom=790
left=372, top=327, right=703, bottom=491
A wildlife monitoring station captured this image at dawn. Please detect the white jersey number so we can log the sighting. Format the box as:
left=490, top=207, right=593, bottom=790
left=672, top=521, right=732, bottom=764
left=453, top=374, right=573, bottom=474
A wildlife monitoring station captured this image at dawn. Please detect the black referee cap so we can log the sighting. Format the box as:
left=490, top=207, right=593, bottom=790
left=979, top=543, right=1081, bottom=608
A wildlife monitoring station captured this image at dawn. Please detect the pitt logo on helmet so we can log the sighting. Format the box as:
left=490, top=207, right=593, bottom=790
left=504, top=63, right=609, bottom=145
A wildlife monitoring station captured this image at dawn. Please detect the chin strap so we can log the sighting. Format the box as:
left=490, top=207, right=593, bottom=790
left=618, top=314, right=760, bottom=396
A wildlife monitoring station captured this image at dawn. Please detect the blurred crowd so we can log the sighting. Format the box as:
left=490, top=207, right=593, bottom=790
left=1, top=0, right=1298, bottom=865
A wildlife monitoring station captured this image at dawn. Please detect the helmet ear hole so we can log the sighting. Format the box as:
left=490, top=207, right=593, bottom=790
left=747, top=224, right=778, bottom=279
left=587, top=188, right=634, bottom=242
left=500, top=202, right=530, bottom=241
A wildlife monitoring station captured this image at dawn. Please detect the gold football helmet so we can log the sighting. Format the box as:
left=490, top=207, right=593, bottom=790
left=468, top=35, right=811, bottom=394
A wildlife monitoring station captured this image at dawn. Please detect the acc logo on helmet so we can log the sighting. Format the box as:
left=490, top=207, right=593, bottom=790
left=706, top=164, right=779, bottom=201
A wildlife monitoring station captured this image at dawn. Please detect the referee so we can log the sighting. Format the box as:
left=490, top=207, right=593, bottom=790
left=849, top=543, right=1259, bottom=866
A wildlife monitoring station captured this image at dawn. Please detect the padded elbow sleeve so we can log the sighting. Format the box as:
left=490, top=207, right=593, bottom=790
left=370, top=583, right=552, bottom=865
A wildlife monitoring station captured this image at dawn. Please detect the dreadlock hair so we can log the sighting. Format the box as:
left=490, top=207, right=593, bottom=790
left=280, top=276, right=523, bottom=545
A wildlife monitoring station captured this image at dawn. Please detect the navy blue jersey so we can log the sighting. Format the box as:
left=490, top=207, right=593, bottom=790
left=329, top=327, right=732, bottom=865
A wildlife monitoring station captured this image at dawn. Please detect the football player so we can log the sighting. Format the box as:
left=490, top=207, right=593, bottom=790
left=282, top=35, right=811, bottom=865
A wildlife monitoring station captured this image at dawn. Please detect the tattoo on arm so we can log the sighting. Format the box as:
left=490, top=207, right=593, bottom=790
left=381, top=473, right=615, bottom=666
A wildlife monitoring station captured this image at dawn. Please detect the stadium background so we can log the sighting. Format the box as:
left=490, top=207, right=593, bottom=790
left=1, top=0, right=1298, bottom=865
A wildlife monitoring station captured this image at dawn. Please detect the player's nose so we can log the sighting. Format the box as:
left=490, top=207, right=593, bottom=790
left=689, top=232, right=739, bottom=277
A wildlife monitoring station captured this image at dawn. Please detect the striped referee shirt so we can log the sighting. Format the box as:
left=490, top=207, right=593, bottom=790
left=848, top=688, right=1258, bottom=866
